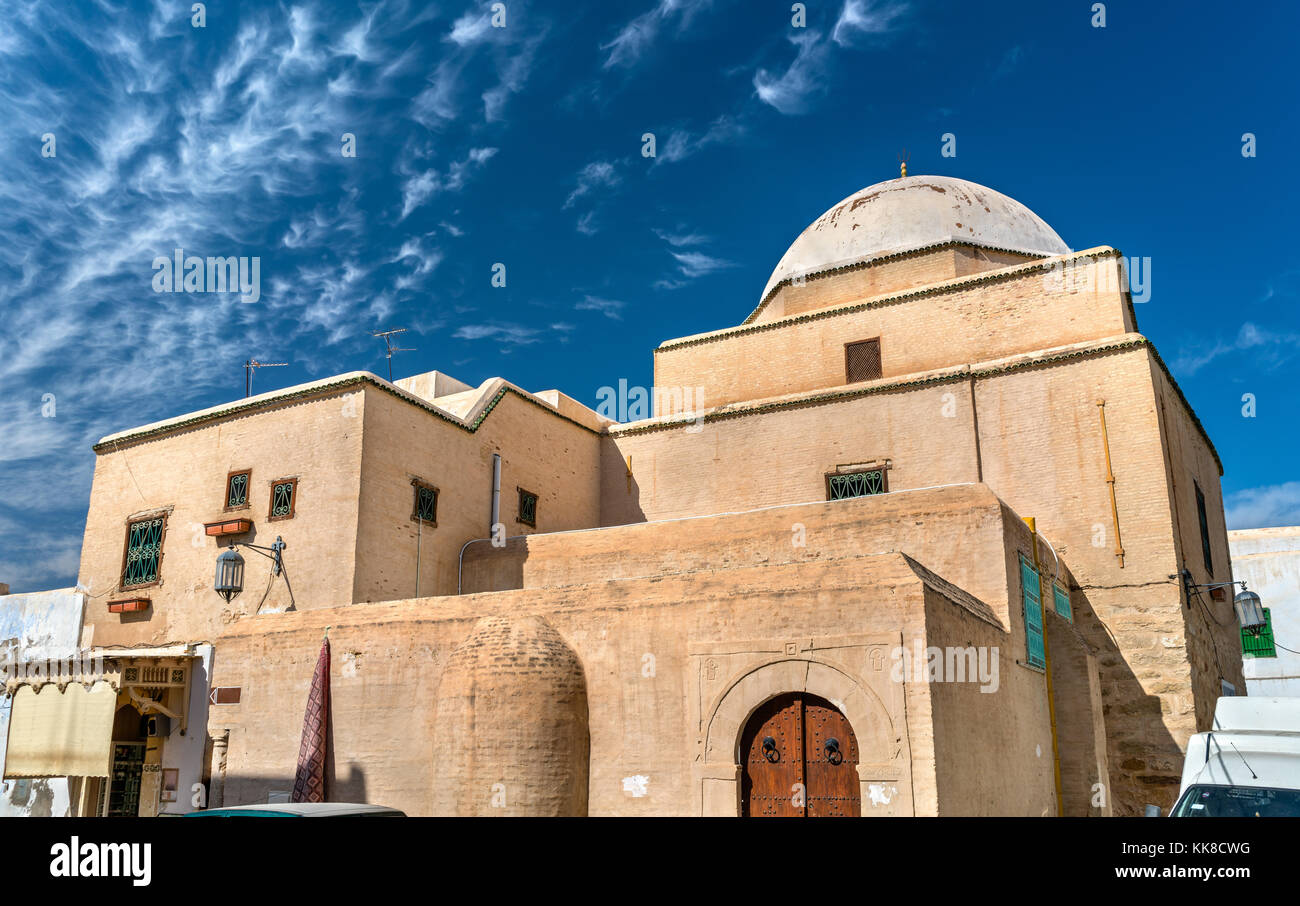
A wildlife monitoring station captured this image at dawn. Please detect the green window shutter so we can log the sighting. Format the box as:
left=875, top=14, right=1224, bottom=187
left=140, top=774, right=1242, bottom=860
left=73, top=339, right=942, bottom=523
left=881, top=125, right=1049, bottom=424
left=1020, top=556, right=1045, bottom=669
left=1241, top=608, right=1276, bottom=659
left=1053, top=585, right=1072, bottom=622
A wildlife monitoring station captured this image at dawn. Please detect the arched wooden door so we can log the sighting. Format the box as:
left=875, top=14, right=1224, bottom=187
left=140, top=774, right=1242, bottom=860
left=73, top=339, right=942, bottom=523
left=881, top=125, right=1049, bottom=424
left=740, top=692, right=860, bottom=817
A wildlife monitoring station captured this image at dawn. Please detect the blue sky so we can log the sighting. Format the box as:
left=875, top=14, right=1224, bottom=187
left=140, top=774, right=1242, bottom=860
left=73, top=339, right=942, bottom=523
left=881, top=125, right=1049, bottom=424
left=1, top=0, right=1297, bottom=592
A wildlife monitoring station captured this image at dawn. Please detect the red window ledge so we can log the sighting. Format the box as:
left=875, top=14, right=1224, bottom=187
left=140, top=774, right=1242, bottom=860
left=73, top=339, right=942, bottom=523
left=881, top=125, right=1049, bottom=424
left=205, top=518, right=254, bottom=537
left=108, top=598, right=150, bottom=614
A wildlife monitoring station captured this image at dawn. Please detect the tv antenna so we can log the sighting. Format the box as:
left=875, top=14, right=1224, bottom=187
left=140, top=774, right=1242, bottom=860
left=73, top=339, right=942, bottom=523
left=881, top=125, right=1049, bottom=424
left=245, top=359, right=288, bottom=397
left=372, top=328, right=415, bottom=382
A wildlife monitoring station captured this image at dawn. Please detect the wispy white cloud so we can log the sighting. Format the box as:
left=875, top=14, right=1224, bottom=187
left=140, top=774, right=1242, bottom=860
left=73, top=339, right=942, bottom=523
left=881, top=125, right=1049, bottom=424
left=757, top=2, right=910, bottom=114
left=602, top=0, right=711, bottom=68
left=575, top=295, right=627, bottom=319
left=831, top=0, right=908, bottom=46
left=399, top=146, right=499, bottom=219
left=1169, top=322, right=1300, bottom=377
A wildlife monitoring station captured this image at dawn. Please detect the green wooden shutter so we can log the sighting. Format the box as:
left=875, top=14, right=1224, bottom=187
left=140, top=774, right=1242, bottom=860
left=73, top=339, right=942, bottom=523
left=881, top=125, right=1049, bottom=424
left=1053, top=584, right=1072, bottom=622
left=1020, top=556, right=1045, bottom=669
left=1241, top=608, right=1276, bottom=658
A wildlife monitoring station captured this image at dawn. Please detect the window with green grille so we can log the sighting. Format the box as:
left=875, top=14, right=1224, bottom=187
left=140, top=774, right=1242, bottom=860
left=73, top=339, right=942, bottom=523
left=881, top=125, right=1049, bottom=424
left=1241, top=608, right=1277, bottom=658
left=1020, top=555, right=1045, bottom=669
left=1053, top=584, right=1072, bottom=622
left=517, top=487, right=538, bottom=527
left=226, top=471, right=250, bottom=509
left=268, top=479, right=297, bottom=521
left=412, top=482, right=438, bottom=525
left=827, top=469, right=886, bottom=501
left=122, top=516, right=165, bottom=587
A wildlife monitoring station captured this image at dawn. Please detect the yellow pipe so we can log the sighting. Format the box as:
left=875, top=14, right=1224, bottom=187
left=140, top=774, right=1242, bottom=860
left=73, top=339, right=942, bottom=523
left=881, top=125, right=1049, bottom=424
left=1025, top=516, right=1065, bottom=816
left=1096, top=400, right=1126, bottom=567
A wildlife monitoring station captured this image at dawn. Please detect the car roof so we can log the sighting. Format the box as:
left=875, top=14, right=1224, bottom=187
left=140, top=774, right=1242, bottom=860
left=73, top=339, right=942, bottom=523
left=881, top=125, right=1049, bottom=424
left=187, top=802, right=406, bottom=817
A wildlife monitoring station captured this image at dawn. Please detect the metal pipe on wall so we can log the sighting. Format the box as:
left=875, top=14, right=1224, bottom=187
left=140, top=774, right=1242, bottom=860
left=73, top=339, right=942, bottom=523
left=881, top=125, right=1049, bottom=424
left=490, top=453, right=501, bottom=533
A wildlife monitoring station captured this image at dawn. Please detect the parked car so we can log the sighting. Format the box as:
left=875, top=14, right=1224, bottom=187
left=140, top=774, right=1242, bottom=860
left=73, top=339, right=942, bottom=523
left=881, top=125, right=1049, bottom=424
left=187, top=802, right=406, bottom=817
left=1160, top=697, right=1300, bottom=817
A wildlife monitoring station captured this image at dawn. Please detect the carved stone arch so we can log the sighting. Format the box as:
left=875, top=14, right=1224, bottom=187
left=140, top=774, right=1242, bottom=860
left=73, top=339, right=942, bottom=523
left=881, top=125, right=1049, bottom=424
left=692, top=652, right=912, bottom=816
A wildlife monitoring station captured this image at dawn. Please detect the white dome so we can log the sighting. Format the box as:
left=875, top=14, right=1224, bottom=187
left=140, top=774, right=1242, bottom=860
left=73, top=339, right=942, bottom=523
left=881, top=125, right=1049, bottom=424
left=761, top=175, right=1069, bottom=302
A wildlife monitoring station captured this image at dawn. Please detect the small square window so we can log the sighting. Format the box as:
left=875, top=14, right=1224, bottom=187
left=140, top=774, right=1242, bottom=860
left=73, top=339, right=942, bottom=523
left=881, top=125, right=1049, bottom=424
left=845, top=338, right=882, bottom=383
left=517, top=488, right=538, bottom=527
left=225, top=470, right=251, bottom=510
left=412, top=481, right=438, bottom=525
left=268, top=478, right=298, bottom=521
left=826, top=468, right=887, bottom=501
left=121, top=514, right=166, bottom=589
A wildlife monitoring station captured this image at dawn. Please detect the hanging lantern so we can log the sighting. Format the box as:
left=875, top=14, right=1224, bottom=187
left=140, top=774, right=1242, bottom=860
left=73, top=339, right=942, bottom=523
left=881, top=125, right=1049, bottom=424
left=214, top=547, right=245, bottom=603
left=1234, top=589, right=1265, bottom=632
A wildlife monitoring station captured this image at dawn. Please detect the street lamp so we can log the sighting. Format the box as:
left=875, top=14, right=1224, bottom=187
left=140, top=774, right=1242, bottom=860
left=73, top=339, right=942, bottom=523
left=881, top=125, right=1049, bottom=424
left=1234, top=589, right=1266, bottom=633
left=1174, top=571, right=1265, bottom=631
left=213, top=537, right=290, bottom=608
left=214, top=547, right=245, bottom=603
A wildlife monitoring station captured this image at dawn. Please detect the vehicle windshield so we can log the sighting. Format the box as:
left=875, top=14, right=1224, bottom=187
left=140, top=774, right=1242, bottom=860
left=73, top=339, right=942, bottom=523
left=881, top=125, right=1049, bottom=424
left=1171, top=785, right=1300, bottom=817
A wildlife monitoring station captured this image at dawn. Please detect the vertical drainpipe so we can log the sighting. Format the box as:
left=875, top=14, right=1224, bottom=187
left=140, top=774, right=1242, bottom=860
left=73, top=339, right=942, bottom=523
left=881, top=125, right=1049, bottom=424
left=490, top=453, right=501, bottom=534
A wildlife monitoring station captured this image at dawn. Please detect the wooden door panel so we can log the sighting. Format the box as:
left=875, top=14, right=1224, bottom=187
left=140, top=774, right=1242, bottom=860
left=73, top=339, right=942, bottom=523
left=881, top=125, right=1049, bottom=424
left=741, top=692, right=861, bottom=817
left=804, top=696, right=862, bottom=817
left=740, top=693, right=804, bottom=817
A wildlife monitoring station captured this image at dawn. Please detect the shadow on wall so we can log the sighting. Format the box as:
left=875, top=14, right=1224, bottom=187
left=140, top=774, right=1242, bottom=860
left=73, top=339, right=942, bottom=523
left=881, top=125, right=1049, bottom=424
left=599, top=441, right=647, bottom=527
left=1069, top=586, right=1183, bottom=816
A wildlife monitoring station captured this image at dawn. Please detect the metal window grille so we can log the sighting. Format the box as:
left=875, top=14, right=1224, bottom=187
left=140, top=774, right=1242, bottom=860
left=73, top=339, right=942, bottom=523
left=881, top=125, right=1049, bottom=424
left=518, top=489, right=538, bottom=527
left=123, top=517, right=164, bottom=586
left=271, top=481, right=295, bottom=518
left=827, top=469, right=885, bottom=501
left=1195, top=482, right=1213, bottom=574
left=845, top=339, right=882, bottom=383
left=1020, top=556, right=1045, bottom=669
left=1053, top=584, right=1072, bottom=622
left=227, top=473, right=249, bottom=508
left=1241, top=608, right=1276, bottom=659
left=414, top=485, right=437, bottom=523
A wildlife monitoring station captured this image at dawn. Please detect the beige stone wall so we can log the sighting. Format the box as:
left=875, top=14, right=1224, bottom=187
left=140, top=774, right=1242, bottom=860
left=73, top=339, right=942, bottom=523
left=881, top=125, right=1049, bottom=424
left=76, top=378, right=605, bottom=649
left=351, top=386, right=602, bottom=602
left=207, top=489, right=1077, bottom=817
left=753, top=245, right=1037, bottom=324
left=1047, top=611, right=1112, bottom=816
left=78, top=387, right=367, bottom=649
left=652, top=251, right=1134, bottom=416
left=601, top=341, right=1219, bottom=813
left=1148, top=361, right=1244, bottom=732
left=925, top=583, right=1057, bottom=816
left=472, top=485, right=1018, bottom=626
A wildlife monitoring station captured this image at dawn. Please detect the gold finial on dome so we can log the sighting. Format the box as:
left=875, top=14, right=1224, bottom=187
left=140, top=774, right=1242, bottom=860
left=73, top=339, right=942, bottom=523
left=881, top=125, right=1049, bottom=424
left=898, top=148, right=910, bottom=178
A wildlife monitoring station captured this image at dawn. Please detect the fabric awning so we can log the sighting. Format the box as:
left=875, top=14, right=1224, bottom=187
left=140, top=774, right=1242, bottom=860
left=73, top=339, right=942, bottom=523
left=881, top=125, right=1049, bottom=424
left=3, top=682, right=116, bottom=778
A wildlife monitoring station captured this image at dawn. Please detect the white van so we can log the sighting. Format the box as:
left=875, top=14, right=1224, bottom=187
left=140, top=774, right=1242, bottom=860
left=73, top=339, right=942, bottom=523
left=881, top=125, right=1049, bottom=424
left=1168, top=696, right=1300, bottom=817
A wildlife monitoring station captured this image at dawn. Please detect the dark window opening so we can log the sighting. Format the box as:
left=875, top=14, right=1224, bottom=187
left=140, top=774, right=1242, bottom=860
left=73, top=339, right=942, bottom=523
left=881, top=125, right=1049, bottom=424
left=517, top=488, right=538, bottom=527
left=1195, top=481, right=1213, bottom=574
left=845, top=338, right=882, bottom=384
left=412, top=482, right=438, bottom=525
